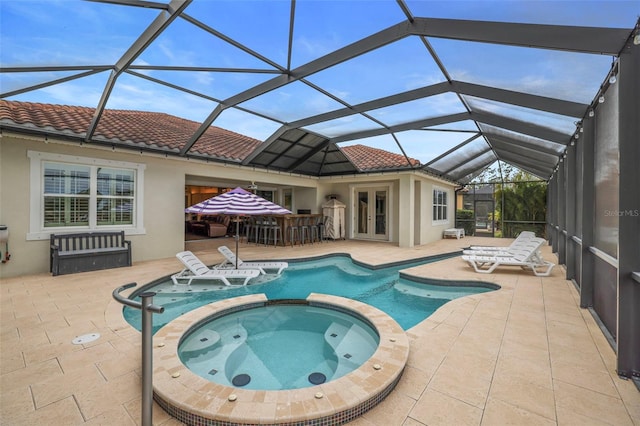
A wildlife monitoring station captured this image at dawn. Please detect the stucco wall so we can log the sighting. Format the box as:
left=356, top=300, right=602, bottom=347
left=419, top=179, right=456, bottom=243
left=0, top=135, right=188, bottom=277
left=319, top=175, right=454, bottom=245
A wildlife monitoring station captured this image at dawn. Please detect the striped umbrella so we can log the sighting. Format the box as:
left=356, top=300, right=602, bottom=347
left=185, top=187, right=291, bottom=267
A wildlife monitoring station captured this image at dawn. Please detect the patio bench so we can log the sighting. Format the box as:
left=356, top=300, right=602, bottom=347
left=50, top=231, right=132, bottom=276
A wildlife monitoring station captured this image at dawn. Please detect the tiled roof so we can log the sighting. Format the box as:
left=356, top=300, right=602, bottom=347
left=0, top=100, right=419, bottom=170
left=0, top=100, right=260, bottom=161
left=341, top=144, right=420, bottom=170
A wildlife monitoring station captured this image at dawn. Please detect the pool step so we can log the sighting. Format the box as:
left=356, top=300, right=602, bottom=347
left=180, top=329, right=221, bottom=357
left=324, top=322, right=377, bottom=377
left=182, top=325, right=248, bottom=385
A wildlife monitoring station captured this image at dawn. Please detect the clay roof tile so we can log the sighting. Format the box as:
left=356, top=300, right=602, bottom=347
left=1, top=100, right=420, bottom=170
left=341, top=144, right=420, bottom=170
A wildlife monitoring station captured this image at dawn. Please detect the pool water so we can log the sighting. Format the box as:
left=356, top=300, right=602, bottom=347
left=179, top=304, right=379, bottom=390
left=124, top=253, right=494, bottom=332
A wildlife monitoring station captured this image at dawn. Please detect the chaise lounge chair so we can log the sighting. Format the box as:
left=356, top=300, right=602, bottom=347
left=461, top=237, right=555, bottom=277
left=462, top=231, right=543, bottom=261
left=171, top=251, right=260, bottom=285
left=217, top=246, right=288, bottom=274
left=464, top=231, right=536, bottom=253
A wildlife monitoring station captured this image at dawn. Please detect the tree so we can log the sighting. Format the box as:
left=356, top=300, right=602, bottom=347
left=495, top=171, right=547, bottom=237
left=472, top=162, right=517, bottom=183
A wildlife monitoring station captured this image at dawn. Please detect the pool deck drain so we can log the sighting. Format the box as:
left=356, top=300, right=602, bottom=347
left=71, top=333, right=100, bottom=345
left=153, top=293, right=409, bottom=426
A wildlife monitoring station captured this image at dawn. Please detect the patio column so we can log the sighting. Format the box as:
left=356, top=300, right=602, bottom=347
left=557, top=160, right=567, bottom=265
left=565, top=141, right=577, bottom=280
left=398, top=175, right=414, bottom=248
left=579, top=109, right=596, bottom=309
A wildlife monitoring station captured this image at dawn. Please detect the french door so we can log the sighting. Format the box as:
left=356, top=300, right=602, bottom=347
left=354, top=187, right=389, bottom=240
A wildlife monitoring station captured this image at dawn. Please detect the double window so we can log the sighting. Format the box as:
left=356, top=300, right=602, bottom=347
left=433, top=188, right=448, bottom=223
left=28, top=151, right=145, bottom=239
left=43, top=163, right=134, bottom=227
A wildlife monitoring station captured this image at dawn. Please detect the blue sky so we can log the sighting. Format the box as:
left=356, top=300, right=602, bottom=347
left=1, top=0, right=638, bottom=165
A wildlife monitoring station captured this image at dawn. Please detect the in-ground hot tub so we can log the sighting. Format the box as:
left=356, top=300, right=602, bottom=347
left=152, top=293, right=409, bottom=425
left=179, top=300, right=380, bottom=390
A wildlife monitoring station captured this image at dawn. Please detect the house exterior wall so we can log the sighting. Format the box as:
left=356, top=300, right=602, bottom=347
left=319, top=173, right=455, bottom=246
left=1, top=135, right=187, bottom=278
left=421, top=179, right=456, bottom=243
left=0, top=133, right=456, bottom=278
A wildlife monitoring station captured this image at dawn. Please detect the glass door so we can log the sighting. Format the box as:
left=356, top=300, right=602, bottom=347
left=354, top=187, right=388, bottom=240
left=357, top=190, right=369, bottom=235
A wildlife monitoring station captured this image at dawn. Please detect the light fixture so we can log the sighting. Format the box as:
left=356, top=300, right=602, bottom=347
left=589, top=109, right=595, bottom=117
left=599, top=95, right=605, bottom=103
left=580, top=127, right=584, bottom=133
left=609, top=75, right=617, bottom=84
left=634, top=33, right=640, bottom=45
left=570, top=140, right=575, bottom=146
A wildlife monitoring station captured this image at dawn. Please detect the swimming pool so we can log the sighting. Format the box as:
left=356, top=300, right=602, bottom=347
left=124, top=253, right=498, bottom=332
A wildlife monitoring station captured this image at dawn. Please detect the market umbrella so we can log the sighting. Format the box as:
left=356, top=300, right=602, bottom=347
left=184, top=187, right=291, bottom=268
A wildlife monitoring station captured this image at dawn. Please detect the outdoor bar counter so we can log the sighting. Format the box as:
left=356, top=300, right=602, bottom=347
left=262, top=213, right=323, bottom=246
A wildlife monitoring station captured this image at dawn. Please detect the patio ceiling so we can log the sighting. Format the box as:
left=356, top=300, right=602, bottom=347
left=1, top=0, right=638, bottom=183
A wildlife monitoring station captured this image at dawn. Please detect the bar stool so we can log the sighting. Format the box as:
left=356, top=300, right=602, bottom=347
left=309, top=216, right=320, bottom=244
left=265, top=217, right=283, bottom=247
left=243, top=216, right=255, bottom=243
left=287, top=217, right=301, bottom=247
left=312, top=216, right=325, bottom=243
left=253, top=216, right=267, bottom=245
left=299, top=216, right=311, bottom=245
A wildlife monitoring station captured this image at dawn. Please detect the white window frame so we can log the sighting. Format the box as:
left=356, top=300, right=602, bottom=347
left=432, top=187, right=450, bottom=225
left=27, top=151, right=146, bottom=240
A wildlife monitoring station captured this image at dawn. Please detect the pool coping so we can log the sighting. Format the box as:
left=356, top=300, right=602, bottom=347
left=152, top=293, right=410, bottom=425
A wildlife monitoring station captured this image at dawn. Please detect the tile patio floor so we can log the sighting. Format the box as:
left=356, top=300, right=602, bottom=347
left=1, top=237, right=638, bottom=425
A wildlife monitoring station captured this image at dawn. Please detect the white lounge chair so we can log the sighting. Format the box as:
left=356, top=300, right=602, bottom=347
left=217, top=246, right=288, bottom=275
left=465, top=231, right=536, bottom=252
left=461, top=237, right=555, bottom=277
left=171, top=251, right=260, bottom=286
left=462, top=232, right=543, bottom=261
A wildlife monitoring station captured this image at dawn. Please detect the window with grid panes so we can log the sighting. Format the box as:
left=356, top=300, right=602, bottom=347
left=43, top=162, right=135, bottom=228
left=432, top=188, right=448, bottom=222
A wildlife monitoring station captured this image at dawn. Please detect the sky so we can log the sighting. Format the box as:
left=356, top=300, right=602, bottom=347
left=1, top=0, right=638, bottom=167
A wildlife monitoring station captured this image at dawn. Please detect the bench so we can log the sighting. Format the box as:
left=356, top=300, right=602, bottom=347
left=50, top=231, right=132, bottom=276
